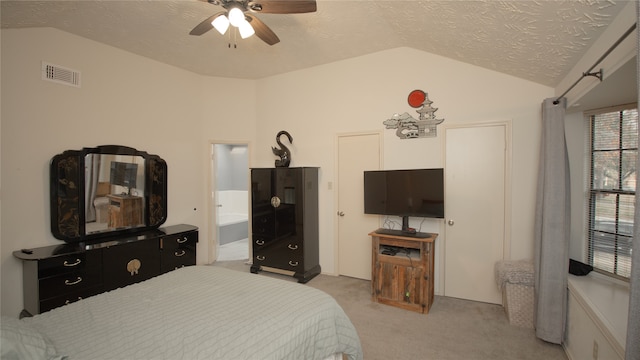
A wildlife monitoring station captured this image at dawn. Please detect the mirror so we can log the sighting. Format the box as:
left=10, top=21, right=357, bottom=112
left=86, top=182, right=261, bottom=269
left=50, top=145, right=167, bottom=243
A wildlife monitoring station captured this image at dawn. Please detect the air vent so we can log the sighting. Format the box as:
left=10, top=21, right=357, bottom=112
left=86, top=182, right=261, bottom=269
left=42, top=62, right=81, bottom=87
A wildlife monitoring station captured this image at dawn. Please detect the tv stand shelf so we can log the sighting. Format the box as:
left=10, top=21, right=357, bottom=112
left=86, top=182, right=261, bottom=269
left=369, top=230, right=437, bottom=314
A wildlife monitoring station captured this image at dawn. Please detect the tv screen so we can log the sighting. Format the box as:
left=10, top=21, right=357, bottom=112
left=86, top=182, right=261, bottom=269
left=110, top=161, right=138, bottom=190
left=364, top=168, right=444, bottom=219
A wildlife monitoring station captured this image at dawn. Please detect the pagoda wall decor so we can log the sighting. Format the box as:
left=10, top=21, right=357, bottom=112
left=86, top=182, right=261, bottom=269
left=383, top=89, right=445, bottom=139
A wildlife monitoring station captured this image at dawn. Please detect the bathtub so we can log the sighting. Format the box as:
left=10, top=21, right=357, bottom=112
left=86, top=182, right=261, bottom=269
left=216, top=190, right=248, bottom=245
left=219, top=213, right=248, bottom=226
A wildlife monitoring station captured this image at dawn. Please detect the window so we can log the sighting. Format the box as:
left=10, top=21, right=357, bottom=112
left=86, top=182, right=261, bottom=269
left=587, top=106, right=637, bottom=279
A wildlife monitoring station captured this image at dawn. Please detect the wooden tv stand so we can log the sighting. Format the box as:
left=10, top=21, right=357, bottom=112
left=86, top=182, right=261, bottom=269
left=107, top=194, right=142, bottom=228
left=369, top=229, right=437, bottom=314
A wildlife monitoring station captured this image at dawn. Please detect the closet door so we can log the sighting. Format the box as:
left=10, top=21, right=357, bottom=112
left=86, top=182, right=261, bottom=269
left=444, top=123, right=508, bottom=304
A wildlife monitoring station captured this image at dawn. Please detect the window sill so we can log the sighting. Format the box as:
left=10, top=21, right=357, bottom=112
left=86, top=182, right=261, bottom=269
left=567, top=272, right=629, bottom=354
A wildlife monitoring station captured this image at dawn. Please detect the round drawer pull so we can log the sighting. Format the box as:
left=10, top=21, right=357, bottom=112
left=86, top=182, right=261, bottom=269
left=287, top=244, right=298, bottom=250
left=174, top=250, right=186, bottom=257
left=289, top=261, right=299, bottom=267
left=64, top=277, right=82, bottom=286
left=177, top=236, right=188, bottom=244
left=256, top=239, right=265, bottom=246
left=256, top=255, right=265, bottom=261
left=63, top=259, right=81, bottom=267
left=127, top=259, right=141, bottom=276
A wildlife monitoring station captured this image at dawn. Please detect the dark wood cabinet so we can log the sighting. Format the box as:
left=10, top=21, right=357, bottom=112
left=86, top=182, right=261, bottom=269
left=14, top=224, right=197, bottom=316
left=250, top=167, right=320, bottom=283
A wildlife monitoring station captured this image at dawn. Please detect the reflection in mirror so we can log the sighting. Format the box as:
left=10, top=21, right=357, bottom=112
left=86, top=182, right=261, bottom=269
left=50, top=145, right=167, bottom=243
left=85, top=154, right=146, bottom=235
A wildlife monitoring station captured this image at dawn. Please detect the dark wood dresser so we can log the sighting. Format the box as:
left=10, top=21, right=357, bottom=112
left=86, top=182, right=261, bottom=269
left=249, top=167, right=320, bottom=283
left=13, top=224, right=198, bottom=316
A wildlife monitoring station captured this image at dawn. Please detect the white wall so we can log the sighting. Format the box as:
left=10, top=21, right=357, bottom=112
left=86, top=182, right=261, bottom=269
left=0, top=28, right=257, bottom=316
left=255, top=47, right=553, bottom=278
left=1, top=26, right=556, bottom=316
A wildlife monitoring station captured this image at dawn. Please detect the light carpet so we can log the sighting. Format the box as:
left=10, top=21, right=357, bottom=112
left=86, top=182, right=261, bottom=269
left=211, top=260, right=567, bottom=360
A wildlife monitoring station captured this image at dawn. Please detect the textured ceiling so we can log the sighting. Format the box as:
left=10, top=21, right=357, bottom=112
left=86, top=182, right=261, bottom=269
left=0, top=0, right=630, bottom=87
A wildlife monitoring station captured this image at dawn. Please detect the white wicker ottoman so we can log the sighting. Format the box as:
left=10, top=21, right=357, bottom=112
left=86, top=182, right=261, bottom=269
left=495, top=260, right=534, bottom=328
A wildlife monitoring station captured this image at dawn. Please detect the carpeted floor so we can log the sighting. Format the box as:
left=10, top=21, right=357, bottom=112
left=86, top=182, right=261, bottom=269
left=212, top=260, right=568, bottom=360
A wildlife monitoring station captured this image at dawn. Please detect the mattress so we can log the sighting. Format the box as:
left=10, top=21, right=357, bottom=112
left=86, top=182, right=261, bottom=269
left=15, top=265, right=363, bottom=360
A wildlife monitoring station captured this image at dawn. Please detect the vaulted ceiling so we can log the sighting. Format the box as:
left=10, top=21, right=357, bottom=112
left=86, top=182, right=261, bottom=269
left=1, top=0, right=632, bottom=90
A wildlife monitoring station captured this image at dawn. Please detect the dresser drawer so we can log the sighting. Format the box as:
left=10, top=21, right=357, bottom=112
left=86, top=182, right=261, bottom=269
left=39, top=267, right=102, bottom=300
left=38, top=250, right=101, bottom=278
left=39, top=286, right=103, bottom=313
left=253, top=240, right=303, bottom=271
left=160, top=231, right=197, bottom=272
left=160, top=231, right=198, bottom=250
left=160, top=247, right=196, bottom=272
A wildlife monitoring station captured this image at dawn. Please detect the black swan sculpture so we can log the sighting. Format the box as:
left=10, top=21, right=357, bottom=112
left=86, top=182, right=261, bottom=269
left=272, top=131, right=293, bottom=167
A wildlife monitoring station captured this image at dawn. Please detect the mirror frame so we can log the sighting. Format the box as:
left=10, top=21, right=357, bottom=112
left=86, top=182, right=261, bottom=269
left=50, top=145, right=167, bottom=243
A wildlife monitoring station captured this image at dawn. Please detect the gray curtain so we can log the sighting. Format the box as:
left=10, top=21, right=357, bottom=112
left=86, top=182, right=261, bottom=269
left=533, top=97, right=570, bottom=344
left=625, top=4, right=640, bottom=359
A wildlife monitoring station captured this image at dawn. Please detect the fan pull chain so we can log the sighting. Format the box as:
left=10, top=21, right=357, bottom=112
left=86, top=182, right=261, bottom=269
left=227, top=28, right=238, bottom=49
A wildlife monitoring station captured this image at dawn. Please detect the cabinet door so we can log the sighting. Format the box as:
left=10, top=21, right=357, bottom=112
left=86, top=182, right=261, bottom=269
left=251, top=168, right=300, bottom=237
left=375, top=261, right=424, bottom=312
left=274, top=168, right=302, bottom=238
left=251, top=169, right=276, bottom=237
left=103, top=240, right=161, bottom=290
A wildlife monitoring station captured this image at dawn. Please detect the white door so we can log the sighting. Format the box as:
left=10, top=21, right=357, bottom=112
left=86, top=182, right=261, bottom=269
left=444, top=123, right=507, bottom=304
left=337, top=132, right=381, bottom=280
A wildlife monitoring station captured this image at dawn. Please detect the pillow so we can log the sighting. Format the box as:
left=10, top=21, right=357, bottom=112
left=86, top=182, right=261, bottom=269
left=1, top=316, right=67, bottom=360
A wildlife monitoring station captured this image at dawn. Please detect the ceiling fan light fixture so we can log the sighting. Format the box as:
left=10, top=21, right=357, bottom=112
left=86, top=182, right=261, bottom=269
left=211, top=14, right=229, bottom=35
left=228, top=7, right=245, bottom=27
left=238, top=20, right=255, bottom=39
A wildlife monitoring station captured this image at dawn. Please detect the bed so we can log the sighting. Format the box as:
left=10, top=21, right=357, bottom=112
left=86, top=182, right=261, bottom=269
left=1, top=265, right=363, bottom=360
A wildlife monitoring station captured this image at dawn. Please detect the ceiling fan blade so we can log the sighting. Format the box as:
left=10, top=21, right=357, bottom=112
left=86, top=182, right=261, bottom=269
left=248, top=0, right=317, bottom=14
left=189, top=11, right=226, bottom=36
left=246, top=14, right=280, bottom=45
left=197, top=0, right=221, bottom=5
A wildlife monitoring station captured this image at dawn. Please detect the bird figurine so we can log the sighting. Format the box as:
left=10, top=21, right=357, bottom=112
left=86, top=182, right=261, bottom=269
left=272, top=131, right=293, bottom=167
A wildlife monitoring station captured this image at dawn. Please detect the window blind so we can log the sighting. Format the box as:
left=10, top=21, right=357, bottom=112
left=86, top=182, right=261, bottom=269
left=587, top=107, right=637, bottom=279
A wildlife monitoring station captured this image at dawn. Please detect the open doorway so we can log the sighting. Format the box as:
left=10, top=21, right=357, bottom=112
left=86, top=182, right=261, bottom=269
left=211, top=143, right=249, bottom=261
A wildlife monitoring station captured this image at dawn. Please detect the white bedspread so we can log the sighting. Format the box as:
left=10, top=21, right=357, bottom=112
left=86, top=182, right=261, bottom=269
left=23, top=266, right=363, bottom=360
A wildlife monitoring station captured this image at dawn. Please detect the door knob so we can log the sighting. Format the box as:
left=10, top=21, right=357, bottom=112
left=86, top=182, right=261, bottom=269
left=448, top=219, right=454, bottom=226
left=337, top=211, right=345, bottom=217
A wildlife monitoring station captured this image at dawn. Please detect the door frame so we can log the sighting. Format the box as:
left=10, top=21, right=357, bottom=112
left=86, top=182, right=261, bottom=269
left=333, top=130, right=384, bottom=276
left=440, top=121, right=512, bottom=298
left=207, top=140, right=253, bottom=264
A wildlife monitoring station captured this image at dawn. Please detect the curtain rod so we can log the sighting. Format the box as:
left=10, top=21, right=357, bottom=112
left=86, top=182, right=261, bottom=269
left=553, top=22, right=637, bottom=105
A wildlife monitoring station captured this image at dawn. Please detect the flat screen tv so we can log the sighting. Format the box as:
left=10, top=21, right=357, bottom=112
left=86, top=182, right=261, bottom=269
left=364, top=168, right=444, bottom=234
left=110, top=161, right=138, bottom=193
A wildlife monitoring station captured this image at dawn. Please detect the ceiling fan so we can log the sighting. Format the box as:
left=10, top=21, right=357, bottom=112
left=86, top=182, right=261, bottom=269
left=190, top=0, right=317, bottom=46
